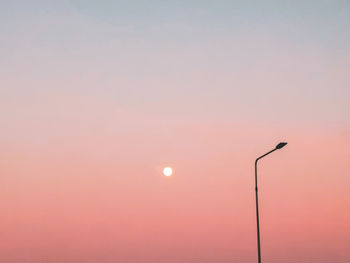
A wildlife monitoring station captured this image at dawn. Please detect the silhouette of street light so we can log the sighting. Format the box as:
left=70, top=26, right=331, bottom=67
left=254, top=142, right=287, bottom=263
left=275, top=142, right=287, bottom=149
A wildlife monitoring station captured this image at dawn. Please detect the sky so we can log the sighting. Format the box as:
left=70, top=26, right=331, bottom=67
left=1, top=1, right=350, bottom=262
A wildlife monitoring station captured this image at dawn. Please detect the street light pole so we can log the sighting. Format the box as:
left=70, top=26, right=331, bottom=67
left=254, top=142, right=287, bottom=263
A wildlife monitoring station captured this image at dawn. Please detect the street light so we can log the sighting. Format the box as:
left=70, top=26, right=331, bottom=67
left=254, top=142, right=287, bottom=263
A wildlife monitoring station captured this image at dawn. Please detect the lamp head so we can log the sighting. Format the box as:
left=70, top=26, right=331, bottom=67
left=276, top=142, right=287, bottom=149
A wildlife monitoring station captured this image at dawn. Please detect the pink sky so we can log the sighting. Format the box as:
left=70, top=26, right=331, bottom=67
left=1, top=1, right=350, bottom=262
left=1, top=117, right=349, bottom=262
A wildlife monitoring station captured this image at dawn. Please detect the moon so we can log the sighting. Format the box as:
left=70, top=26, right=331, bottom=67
left=163, top=167, right=173, bottom=177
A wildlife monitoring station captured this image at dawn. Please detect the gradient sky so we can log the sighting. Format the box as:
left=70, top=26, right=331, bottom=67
left=1, top=1, right=350, bottom=262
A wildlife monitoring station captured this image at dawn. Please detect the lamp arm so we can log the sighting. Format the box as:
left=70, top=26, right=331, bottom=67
left=255, top=148, right=277, bottom=164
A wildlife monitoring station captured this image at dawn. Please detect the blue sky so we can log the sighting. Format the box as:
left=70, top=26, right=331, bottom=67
left=1, top=0, right=349, bottom=125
